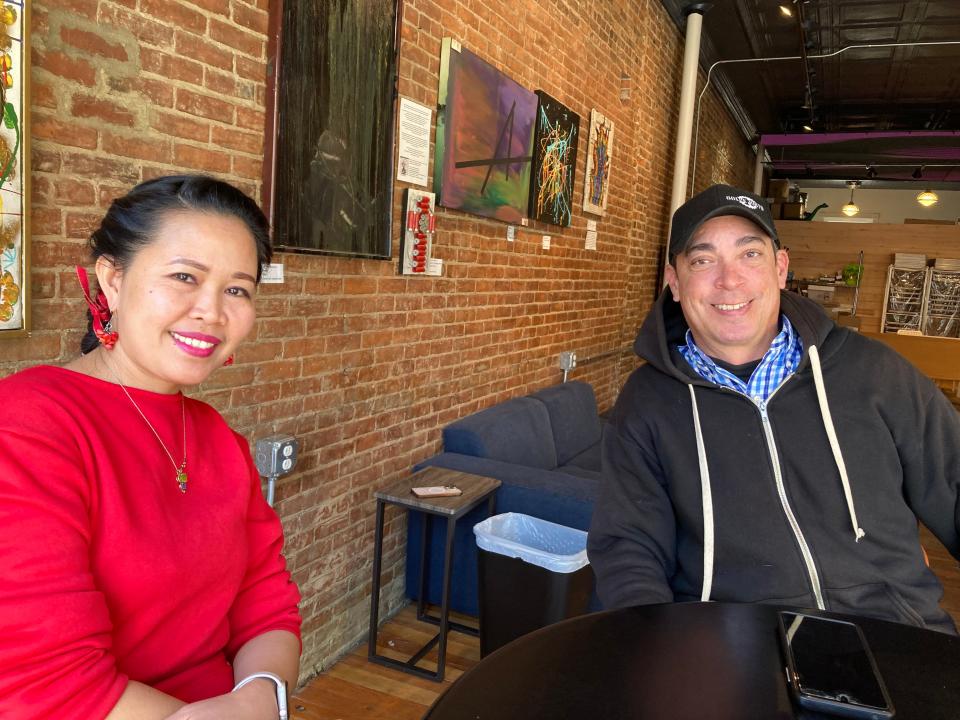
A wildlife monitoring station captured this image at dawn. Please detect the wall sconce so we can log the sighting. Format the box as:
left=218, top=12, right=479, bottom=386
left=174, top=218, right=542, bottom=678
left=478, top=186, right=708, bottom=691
left=842, top=181, right=860, bottom=217
left=916, top=189, right=939, bottom=207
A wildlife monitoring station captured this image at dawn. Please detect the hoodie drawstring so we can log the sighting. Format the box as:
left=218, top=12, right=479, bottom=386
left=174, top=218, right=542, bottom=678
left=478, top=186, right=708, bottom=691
left=687, top=385, right=715, bottom=602
left=687, top=345, right=865, bottom=602
left=807, top=345, right=866, bottom=543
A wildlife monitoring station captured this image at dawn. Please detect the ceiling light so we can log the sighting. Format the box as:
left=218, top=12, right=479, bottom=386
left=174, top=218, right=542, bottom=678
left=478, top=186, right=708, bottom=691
left=780, top=5, right=793, bottom=17
left=842, top=181, right=860, bottom=217
left=802, top=124, right=814, bottom=132
left=916, top=189, right=939, bottom=207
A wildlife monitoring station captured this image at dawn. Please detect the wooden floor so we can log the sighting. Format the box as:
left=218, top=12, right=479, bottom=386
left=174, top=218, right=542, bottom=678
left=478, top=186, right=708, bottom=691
left=289, top=605, right=475, bottom=719
left=291, top=527, right=960, bottom=719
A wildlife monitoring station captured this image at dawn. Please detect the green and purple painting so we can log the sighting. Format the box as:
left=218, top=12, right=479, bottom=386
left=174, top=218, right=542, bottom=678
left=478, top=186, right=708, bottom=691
left=435, top=39, right=537, bottom=223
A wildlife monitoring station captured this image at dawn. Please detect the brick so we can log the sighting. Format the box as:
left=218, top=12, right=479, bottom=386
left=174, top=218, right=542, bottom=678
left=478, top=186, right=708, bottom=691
left=62, top=152, right=140, bottom=184
left=141, top=48, right=204, bottom=85
left=235, top=56, right=266, bottom=83
left=203, top=68, right=238, bottom=96
left=150, top=110, right=210, bottom=142
left=54, top=178, right=97, bottom=206
left=60, top=26, right=129, bottom=62
left=31, top=81, right=58, bottom=110
left=109, top=75, right=175, bottom=107
left=182, top=0, right=229, bottom=13
left=97, top=5, right=176, bottom=47
left=32, top=48, right=96, bottom=86
left=48, top=0, right=98, bottom=20
left=209, top=18, right=263, bottom=58
left=65, top=212, right=104, bottom=239
left=32, top=148, right=62, bottom=174
left=173, top=143, right=232, bottom=174
left=175, top=88, right=235, bottom=122
left=232, top=3, right=269, bottom=34
left=98, top=185, right=129, bottom=208
left=175, top=30, right=233, bottom=71
left=32, top=115, right=98, bottom=150
left=30, top=207, right=63, bottom=236
left=236, top=106, right=264, bottom=131
left=232, top=155, right=262, bottom=180
left=211, top=125, right=262, bottom=154
left=0, top=334, right=62, bottom=362
left=71, top=95, right=136, bottom=127
left=32, top=271, right=57, bottom=300
left=140, top=0, right=207, bottom=34
left=103, top=132, right=173, bottom=163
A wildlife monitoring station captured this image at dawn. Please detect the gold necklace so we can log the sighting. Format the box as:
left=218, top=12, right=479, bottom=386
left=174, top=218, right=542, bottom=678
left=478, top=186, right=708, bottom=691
left=102, top=356, right=189, bottom=493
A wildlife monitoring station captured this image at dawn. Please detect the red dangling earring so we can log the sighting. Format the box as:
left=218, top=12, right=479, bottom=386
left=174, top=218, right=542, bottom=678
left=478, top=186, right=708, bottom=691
left=76, top=266, right=119, bottom=349
left=223, top=355, right=235, bottom=367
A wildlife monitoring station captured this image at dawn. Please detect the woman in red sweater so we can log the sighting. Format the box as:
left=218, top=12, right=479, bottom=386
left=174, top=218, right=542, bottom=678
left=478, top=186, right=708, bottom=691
left=0, top=176, right=302, bottom=719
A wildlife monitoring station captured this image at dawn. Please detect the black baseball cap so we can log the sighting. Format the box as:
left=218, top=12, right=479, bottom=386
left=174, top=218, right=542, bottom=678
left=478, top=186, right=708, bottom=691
left=669, top=184, right=779, bottom=263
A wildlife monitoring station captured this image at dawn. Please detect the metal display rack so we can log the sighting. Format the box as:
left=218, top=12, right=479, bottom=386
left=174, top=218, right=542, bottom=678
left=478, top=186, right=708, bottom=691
left=922, top=269, right=960, bottom=338
left=881, top=265, right=930, bottom=334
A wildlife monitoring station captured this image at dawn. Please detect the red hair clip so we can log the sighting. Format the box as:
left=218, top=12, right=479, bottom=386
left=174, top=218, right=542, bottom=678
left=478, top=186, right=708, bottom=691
left=75, top=266, right=118, bottom=348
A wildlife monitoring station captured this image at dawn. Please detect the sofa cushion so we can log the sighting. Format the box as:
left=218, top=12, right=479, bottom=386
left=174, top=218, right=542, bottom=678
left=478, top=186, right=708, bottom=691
left=528, top=381, right=601, bottom=466
left=442, top=397, right=557, bottom=469
left=559, top=441, right=602, bottom=475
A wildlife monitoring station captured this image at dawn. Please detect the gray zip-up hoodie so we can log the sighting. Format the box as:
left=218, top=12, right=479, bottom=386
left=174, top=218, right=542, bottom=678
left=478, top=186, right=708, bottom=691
left=587, top=289, right=960, bottom=634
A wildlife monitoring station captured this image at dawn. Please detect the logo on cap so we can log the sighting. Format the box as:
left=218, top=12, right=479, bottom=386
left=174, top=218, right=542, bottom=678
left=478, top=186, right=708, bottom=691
left=726, top=195, right=762, bottom=211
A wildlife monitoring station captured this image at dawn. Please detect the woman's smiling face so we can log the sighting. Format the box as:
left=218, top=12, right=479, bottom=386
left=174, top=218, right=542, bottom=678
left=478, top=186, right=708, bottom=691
left=97, top=210, right=259, bottom=393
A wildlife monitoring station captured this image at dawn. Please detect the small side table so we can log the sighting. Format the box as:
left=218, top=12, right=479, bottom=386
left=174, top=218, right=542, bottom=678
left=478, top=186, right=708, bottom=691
left=368, top=466, right=500, bottom=682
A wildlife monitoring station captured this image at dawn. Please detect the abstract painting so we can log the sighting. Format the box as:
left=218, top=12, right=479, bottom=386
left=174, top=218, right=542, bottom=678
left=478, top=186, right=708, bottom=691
left=0, top=0, right=28, bottom=337
left=582, top=109, right=615, bottom=216
left=529, top=91, right=579, bottom=227
left=435, top=38, right=537, bottom=223
left=266, top=0, right=398, bottom=259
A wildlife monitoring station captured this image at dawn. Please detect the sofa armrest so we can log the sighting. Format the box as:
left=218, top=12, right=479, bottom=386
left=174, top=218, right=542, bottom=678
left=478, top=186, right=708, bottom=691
left=415, top=452, right=598, bottom=530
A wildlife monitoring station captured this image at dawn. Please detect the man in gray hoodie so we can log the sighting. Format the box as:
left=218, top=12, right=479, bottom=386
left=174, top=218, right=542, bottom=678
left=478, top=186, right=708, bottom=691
left=587, top=184, right=959, bottom=633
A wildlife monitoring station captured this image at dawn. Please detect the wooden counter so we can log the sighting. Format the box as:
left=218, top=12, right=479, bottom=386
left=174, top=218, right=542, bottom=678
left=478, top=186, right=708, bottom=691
left=861, top=331, right=960, bottom=382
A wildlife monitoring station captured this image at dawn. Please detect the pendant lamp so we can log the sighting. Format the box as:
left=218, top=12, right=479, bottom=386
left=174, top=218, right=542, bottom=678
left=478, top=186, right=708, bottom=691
left=842, top=181, right=860, bottom=217
left=916, top=189, right=939, bottom=207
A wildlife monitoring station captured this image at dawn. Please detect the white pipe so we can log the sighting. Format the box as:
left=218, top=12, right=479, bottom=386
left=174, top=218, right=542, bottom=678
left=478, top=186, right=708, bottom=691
left=669, top=10, right=705, bottom=216
left=753, top=142, right=765, bottom=195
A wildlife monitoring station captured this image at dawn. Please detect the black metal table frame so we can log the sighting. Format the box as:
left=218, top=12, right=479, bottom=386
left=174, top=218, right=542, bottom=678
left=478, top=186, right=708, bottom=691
left=367, top=491, right=496, bottom=681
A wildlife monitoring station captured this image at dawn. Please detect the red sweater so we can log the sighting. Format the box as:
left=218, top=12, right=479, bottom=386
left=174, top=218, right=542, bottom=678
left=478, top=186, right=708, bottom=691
left=0, top=366, right=302, bottom=719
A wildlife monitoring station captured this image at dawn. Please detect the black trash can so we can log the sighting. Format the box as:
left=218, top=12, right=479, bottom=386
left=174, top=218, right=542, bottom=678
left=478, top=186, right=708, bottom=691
left=474, top=512, right=594, bottom=657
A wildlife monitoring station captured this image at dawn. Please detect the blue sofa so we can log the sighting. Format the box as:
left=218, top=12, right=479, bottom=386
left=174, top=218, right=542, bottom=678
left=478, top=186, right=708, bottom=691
left=406, top=381, right=604, bottom=616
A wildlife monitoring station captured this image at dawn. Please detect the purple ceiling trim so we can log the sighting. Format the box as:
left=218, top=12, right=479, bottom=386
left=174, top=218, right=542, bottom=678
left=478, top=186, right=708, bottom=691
left=761, top=132, right=960, bottom=146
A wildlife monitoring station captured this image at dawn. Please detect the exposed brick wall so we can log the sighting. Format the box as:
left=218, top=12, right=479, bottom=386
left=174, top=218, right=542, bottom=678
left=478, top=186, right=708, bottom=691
left=4, top=0, right=754, bottom=683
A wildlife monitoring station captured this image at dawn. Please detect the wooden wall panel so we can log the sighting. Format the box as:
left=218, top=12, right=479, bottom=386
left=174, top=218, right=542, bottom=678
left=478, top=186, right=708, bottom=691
left=776, top=221, right=960, bottom=334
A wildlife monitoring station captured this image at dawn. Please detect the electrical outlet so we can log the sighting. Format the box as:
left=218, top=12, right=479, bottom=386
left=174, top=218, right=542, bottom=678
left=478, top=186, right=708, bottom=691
left=559, top=351, right=577, bottom=371
left=255, top=434, right=298, bottom=478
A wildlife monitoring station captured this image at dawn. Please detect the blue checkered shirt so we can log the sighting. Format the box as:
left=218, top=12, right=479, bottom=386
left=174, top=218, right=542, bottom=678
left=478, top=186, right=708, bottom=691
left=678, top=315, right=803, bottom=404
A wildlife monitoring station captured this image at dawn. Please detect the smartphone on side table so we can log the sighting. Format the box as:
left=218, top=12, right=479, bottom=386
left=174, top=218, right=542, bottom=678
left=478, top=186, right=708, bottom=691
left=777, top=611, right=894, bottom=719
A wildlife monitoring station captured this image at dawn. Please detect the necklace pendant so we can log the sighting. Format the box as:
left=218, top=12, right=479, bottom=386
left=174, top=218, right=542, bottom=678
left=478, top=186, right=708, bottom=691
left=177, top=465, right=188, bottom=493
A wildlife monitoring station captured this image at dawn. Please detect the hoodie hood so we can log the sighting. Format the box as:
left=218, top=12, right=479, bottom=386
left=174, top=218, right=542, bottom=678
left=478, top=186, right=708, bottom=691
left=634, top=287, right=838, bottom=377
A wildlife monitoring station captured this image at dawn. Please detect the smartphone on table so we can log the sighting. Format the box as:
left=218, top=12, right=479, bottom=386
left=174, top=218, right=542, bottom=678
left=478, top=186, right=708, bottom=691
left=777, top=611, right=895, bottom=719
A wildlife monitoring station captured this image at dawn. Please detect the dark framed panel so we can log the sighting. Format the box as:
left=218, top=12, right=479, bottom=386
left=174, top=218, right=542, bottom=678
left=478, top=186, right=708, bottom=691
left=529, top=91, right=579, bottom=227
left=264, top=0, right=401, bottom=259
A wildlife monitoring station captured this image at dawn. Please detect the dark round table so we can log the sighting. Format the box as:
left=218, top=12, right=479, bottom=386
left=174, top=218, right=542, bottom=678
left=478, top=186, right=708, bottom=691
left=424, top=602, right=960, bottom=720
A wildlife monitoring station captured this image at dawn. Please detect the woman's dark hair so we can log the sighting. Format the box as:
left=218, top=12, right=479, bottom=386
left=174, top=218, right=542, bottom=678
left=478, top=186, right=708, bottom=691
left=80, top=174, right=272, bottom=354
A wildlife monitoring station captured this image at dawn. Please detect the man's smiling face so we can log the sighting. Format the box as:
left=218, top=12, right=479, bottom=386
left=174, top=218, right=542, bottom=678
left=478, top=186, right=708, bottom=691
left=665, top=214, right=789, bottom=365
